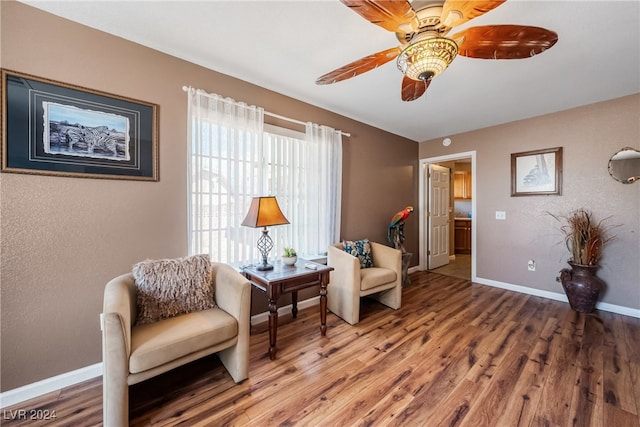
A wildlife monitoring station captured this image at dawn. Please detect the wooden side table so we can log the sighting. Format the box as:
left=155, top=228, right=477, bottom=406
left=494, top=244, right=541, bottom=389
left=241, top=259, right=333, bottom=360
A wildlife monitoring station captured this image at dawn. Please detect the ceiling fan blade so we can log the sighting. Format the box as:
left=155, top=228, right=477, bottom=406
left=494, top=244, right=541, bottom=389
left=401, top=76, right=430, bottom=101
left=316, top=47, right=401, bottom=85
left=440, top=0, right=506, bottom=28
left=451, top=25, right=558, bottom=59
left=340, top=0, right=418, bottom=33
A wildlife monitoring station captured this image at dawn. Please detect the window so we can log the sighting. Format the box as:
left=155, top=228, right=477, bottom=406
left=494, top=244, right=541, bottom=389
left=187, top=89, right=341, bottom=265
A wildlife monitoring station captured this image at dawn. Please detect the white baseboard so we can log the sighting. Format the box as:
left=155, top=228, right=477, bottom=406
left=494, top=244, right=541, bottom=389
left=4, top=277, right=636, bottom=408
left=408, top=266, right=421, bottom=274
left=474, top=276, right=640, bottom=318
left=0, top=363, right=103, bottom=409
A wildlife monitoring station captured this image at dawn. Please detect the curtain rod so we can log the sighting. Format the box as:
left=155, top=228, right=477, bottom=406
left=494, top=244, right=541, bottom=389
left=182, top=86, right=350, bottom=138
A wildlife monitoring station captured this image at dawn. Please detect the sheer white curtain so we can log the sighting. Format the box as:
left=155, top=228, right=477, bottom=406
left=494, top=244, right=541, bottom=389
left=262, top=124, right=342, bottom=257
left=304, top=123, right=342, bottom=253
left=187, top=87, right=342, bottom=264
left=187, top=88, right=265, bottom=264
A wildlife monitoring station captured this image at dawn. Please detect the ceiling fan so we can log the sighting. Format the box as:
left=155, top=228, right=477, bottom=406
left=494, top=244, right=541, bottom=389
left=316, top=0, right=558, bottom=101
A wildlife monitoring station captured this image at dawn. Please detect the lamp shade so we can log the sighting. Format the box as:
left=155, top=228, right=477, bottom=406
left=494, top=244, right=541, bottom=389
left=397, top=37, right=458, bottom=82
left=241, top=196, right=289, bottom=228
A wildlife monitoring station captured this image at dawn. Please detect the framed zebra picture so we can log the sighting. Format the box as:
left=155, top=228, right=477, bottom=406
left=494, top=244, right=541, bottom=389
left=1, top=69, right=158, bottom=180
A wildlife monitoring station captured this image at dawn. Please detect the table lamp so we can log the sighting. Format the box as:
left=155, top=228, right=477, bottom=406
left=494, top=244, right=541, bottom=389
left=241, top=196, right=289, bottom=270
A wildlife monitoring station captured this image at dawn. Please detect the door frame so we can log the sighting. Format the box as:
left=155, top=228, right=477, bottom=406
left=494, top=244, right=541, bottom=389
left=419, top=150, right=477, bottom=281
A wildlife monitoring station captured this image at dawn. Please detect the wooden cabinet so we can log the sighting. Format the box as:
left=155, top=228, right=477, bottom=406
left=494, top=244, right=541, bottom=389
left=454, top=220, right=472, bottom=254
left=454, top=171, right=472, bottom=199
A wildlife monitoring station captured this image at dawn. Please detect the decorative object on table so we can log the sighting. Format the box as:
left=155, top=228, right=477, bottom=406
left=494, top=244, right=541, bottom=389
left=608, top=147, right=640, bottom=184
left=1, top=69, right=158, bottom=180
left=550, top=208, right=616, bottom=313
left=511, top=147, right=562, bottom=196
left=241, top=196, right=289, bottom=271
left=282, top=247, right=297, bottom=266
left=387, top=206, right=413, bottom=252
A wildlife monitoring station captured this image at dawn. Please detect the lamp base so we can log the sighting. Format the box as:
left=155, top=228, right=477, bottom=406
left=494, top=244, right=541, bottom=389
left=256, top=263, right=274, bottom=271
left=256, top=228, right=275, bottom=272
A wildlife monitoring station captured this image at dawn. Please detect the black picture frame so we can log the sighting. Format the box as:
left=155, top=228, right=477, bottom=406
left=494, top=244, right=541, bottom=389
left=1, top=69, right=158, bottom=180
left=511, top=147, right=562, bottom=196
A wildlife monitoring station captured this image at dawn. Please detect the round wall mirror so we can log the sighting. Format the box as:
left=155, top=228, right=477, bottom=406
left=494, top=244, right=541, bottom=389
left=608, top=147, right=640, bottom=184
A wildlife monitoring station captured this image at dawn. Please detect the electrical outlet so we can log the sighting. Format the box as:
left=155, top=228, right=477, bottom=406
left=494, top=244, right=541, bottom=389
left=528, top=260, right=536, bottom=271
left=495, top=211, right=506, bottom=220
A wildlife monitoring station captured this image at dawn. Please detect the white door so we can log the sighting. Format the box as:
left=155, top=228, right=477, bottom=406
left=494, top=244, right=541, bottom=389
left=428, top=164, right=450, bottom=269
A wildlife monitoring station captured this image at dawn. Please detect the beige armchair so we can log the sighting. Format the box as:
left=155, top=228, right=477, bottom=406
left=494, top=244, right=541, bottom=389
left=101, top=262, right=251, bottom=427
left=327, top=242, right=402, bottom=325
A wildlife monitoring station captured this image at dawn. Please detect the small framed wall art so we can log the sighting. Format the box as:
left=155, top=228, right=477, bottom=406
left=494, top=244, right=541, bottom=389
left=1, top=69, right=158, bottom=180
left=511, top=146, right=562, bottom=196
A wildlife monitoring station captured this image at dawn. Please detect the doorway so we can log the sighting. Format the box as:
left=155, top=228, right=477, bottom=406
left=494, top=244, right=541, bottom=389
left=419, top=151, right=476, bottom=281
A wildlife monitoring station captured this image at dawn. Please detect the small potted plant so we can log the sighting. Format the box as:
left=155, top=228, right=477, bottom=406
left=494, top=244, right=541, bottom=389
left=550, top=208, right=615, bottom=312
left=282, top=247, right=297, bottom=266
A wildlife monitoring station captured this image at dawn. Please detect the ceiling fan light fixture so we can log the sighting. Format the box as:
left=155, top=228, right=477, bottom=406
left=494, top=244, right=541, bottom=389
left=397, top=37, right=458, bottom=82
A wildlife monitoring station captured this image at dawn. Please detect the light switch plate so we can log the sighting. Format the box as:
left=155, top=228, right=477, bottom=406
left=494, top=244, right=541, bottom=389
left=496, top=211, right=506, bottom=220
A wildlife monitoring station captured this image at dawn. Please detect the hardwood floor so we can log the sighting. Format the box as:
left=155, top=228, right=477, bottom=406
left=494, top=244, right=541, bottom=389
left=3, top=271, right=639, bottom=426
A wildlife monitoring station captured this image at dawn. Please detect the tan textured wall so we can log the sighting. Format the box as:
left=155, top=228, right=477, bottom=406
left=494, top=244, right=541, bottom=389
left=0, top=2, right=418, bottom=391
left=420, top=94, right=640, bottom=310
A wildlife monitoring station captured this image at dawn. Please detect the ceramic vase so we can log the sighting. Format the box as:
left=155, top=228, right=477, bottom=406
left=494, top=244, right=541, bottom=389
left=282, top=256, right=297, bottom=266
left=556, top=261, right=606, bottom=313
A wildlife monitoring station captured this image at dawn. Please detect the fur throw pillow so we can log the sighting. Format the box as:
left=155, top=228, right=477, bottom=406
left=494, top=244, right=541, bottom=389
left=132, top=254, right=215, bottom=325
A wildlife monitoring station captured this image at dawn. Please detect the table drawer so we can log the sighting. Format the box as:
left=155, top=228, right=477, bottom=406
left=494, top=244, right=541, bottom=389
left=280, top=275, right=321, bottom=292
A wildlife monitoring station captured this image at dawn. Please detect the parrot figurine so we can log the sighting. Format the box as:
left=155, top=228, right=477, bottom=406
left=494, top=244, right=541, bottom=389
left=388, top=206, right=413, bottom=251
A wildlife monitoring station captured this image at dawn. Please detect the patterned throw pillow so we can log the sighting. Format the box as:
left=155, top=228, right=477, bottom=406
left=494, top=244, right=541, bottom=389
left=132, top=254, right=215, bottom=325
left=342, top=239, right=373, bottom=269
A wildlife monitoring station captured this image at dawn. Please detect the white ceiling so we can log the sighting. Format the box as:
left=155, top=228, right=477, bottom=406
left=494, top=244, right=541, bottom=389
left=20, top=0, right=640, bottom=142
